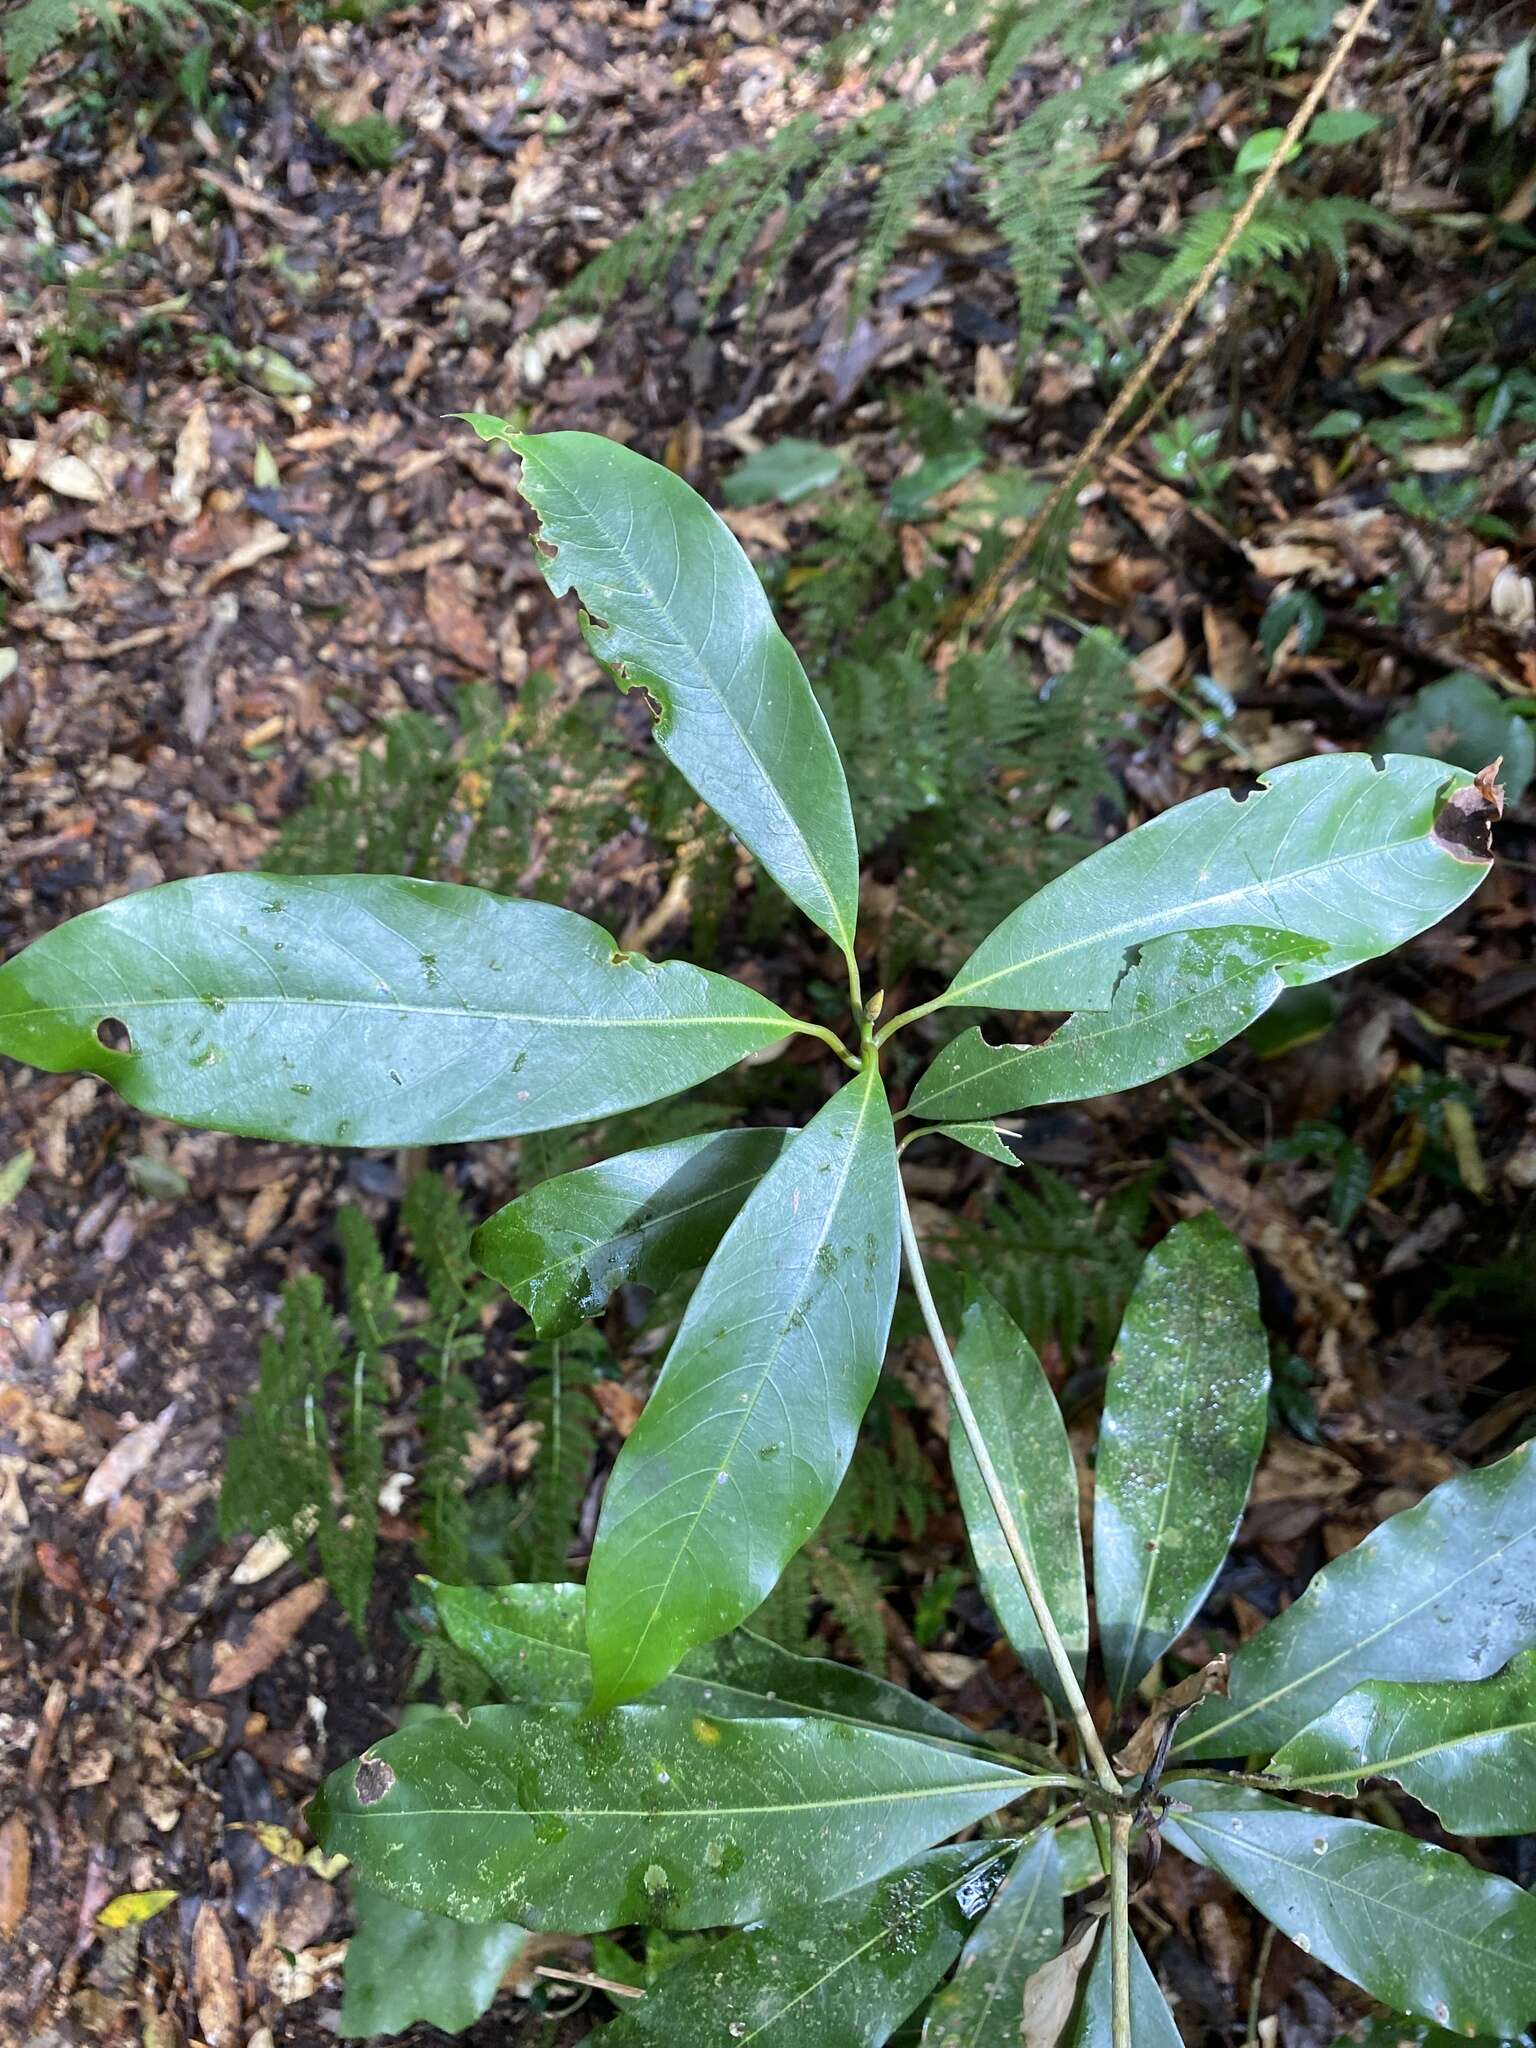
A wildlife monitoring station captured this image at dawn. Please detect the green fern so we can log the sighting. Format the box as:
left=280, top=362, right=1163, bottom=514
left=559, top=0, right=1163, bottom=347
left=505, top=1329, right=607, bottom=1583
left=951, top=1167, right=1151, bottom=1363
left=4, top=0, right=234, bottom=97
left=1114, top=191, right=1400, bottom=310
left=402, top=1171, right=496, bottom=1584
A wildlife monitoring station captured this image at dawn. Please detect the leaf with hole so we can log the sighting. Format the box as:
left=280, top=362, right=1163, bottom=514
left=1269, top=1649, right=1536, bottom=1833
left=458, top=422, right=861, bottom=955
left=1162, top=1780, right=1536, bottom=2038
left=921, top=1832, right=1060, bottom=2048
left=584, top=1068, right=900, bottom=1708
left=949, top=1284, right=1087, bottom=1712
left=909, top=929, right=1323, bottom=1124
left=472, top=1129, right=794, bottom=1337
left=1174, top=1439, right=1536, bottom=1762
left=426, top=1580, right=978, bottom=1750
left=308, top=1702, right=1032, bottom=1930
left=1094, top=1213, right=1269, bottom=1708
left=936, top=754, right=1492, bottom=1017
left=598, top=1843, right=1011, bottom=2047
left=0, top=874, right=798, bottom=1147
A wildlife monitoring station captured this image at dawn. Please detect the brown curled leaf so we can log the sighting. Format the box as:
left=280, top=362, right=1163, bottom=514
left=1431, top=762, right=1504, bottom=864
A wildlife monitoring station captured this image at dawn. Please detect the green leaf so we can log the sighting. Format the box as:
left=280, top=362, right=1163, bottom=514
left=722, top=438, right=845, bottom=506
left=0, top=874, right=799, bottom=1147
left=909, top=929, right=1323, bottom=1124
left=1306, top=108, right=1385, bottom=145
left=426, top=1580, right=979, bottom=1750
left=308, top=1703, right=1031, bottom=1930
left=1094, top=1214, right=1270, bottom=1708
left=937, top=754, right=1491, bottom=1017
left=1491, top=36, right=1530, bottom=134
left=1381, top=674, right=1534, bottom=806
left=595, top=1843, right=1011, bottom=2047
left=921, top=1833, right=1060, bottom=2048
left=1173, top=1439, right=1536, bottom=1762
left=1309, top=407, right=1363, bottom=439
left=472, top=1129, right=794, bottom=1337
left=1162, top=1780, right=1536, bottom=2037
left=338, top=1888, right=526, bottom=2037
left=585, top=1069, right=900, bottom=1708
left=949, top=1285, right=1088, bottom=1711
left=1068, top=1922, right=1181, bottom=2046
left=1269, top=1649, right=1536, bottom=1832
left=928, top=1123, right=1020, bottom=1166
left=461, top=422, right=861, bottom=954
left=1235, top=127, right=1299, bottom=175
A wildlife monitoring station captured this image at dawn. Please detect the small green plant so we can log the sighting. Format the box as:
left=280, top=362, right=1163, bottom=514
left=3, top=0, right=237, bottom=101
left=0, top=426, right=1511, bottom=2044
left=319, top=110, right=407, bottom=172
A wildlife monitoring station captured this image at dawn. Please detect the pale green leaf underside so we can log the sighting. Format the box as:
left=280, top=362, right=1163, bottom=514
left=1094, top=1213, right=1269, bottom=1708
left=921, top=1832, right=1060, bottom=2048
left=909, top=928, right=1320, bottom=1124
left=950, top=1285, right=1088, bottom=1712
left=1270, top=1648, right=1536, bottom=1833
left=425, top=1580, right=978, bottom=1752
left=942, top=753, right=1487, bottom=1015
left=1174, top=1439, right=1536, bottom=1762
left=338, top=1889, right=525, bottom=2038
left=463, top=421, right=860, bottom=953
left=472, top=1129, right=793, bottom=1337
left=1069, top=1922, right=1181, bottom=2046
left=309, top=1702, right=1030, bottom=1930
left=600, top=1843, right=1010, bottom=2047
left=0, top=873, right=797, bottom=1147
left=1163, top=1780, right=1536, bottom=2038
left=585, top=1068, right=901, bottom=1708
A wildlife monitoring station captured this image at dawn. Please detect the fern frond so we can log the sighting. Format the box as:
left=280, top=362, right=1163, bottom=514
left=403, top=1171, right=492, bottom=1583
left=852, top=77, right=988, bottom=313
left=324, top=1207, right=400, bottom=1631
left=955, top=1165, right=1147, bottom=1361
left=219, top=1273, right=338, bottom=1561
left=4, top=0, right=234, bottom=96
left=807, top=1537, right=890, bottom=1671
left=508, top=1330, right=604, bottom=1582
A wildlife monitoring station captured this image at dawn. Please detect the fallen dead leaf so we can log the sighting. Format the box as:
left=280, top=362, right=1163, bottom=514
left=170, top=404, right=212, bottom=524
left=425, top=563, right=494, bottom=671
left=200, top=524, right=290, bottom=593
left=193, top=1901, right=241, bottom=2046
left=588, top=1381, right=644, bottom=1438
left=207, top=1579, right=328, bottom=1695
left=81, top=1401, right=178, bottom=1510
left=1022, top=1920, right=1099, bottom=2047
left=0, top=1813, right=30, bottom=1940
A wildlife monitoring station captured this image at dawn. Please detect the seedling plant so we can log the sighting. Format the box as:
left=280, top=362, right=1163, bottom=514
left=0, top=425, right=1523, bottom=2046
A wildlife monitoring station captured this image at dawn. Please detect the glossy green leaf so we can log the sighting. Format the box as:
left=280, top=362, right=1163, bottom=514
left=472, top=1129, right=793, bottom=1337
left=426, top=1580, right=978, bottom=1750
left=1094, top=1214, right=1269, bottom=1708
left=1162, top=1779, right=1536, bottom=2037
left=938, top=754, right=1491, bottom=1016
left=909, top=930, right=1321, bottom=1123
left=924, top=1123, right=1021, bottom=1167
left=585, top=1068, right=900, bottom=1708
left=595, top=1843, right=1011, bottom=2047
left=1270, top=1649, right=1536, bottom=1832
left=308, top=1703, right=1031, bottom=1931
left=1174, top=1438, right=1536, bottom=1762
left=1068, top=1922, right=1181, bottom=2047
left=950, top=1285, right=1088, bottom=1711
left=338, top=1888, right=525, bottom=2038
left=921, top=1833, right=1060, bottom=2048
left=461, top=421, right=860, bottom=953
left=0, top=874, right=798, bottom=1147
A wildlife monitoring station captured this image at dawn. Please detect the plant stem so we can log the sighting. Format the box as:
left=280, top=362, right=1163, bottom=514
left=1109, top=1813, right=1133, bottom=2048
left=874, top=993, right=946, bottom=1049
left=794, top=1018, right=862, bottom=1071
left=896, top=1177, right=1119, bottom=1798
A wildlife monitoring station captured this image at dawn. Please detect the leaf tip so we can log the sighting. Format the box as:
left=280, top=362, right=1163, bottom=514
left=1432, top=762, right=1503, bottom=865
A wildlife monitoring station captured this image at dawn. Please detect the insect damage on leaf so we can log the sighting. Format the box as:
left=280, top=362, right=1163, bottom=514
left=354, top=1755, right=395, bottom=1806
left=1431, top=761, right=1503, bottom=863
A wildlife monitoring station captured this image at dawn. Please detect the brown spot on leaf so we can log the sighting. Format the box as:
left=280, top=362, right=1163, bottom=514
left=354, top=1755, right=395, bottom=1806
left=1432, top=763, right=1503, bottom=864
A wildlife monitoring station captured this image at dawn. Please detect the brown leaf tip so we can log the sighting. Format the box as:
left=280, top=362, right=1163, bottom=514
left=353, top=1755, right=396, bottom=1807
left=1432, top=763, right=1504, bottom=865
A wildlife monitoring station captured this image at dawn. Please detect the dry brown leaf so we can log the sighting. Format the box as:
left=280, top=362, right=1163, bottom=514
left=378, top=175, right=425, bottom=238
left=81, top=1400, right=179, bottom=1510
left=207, top=1580, right=328, bottom=1695
left=588, top=1381, right=645, bottom=1438
left=1022, top=1922, right=1100, bottom=2047
left=1201, top=606, right=1256, bottom=693
left=974, top=342, right=1013, bottom=409
left=425, top=564, right=494, bottom=672
left=1114, top=1654, right=1229, bottom=1778
left=0, top=1812, right=30, bottom=1940
left=170, top=404, right=212, bottom=524
left=200, top=524, right=290, bottom=593
left=192, top=1901, right=241, bottom=2046
left=365, top=536, right=465, bottom=575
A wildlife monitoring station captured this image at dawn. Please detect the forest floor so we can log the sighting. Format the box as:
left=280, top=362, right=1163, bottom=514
left=2, top=3, right=1534, bottom=2045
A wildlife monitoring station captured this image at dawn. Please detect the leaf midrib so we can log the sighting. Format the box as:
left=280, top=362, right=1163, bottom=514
left=1283, top=1714, right=1536, bottom=1791
left=3, top=995, right=789, bottom=1032
left=342, top=1772, right=1026, bottom=1824
left=949, top=827, right=1434, bottom=1009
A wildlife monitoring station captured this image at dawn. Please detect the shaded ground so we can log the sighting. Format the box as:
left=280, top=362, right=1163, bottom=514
left=2, top=2, right=1535, bottom=2044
